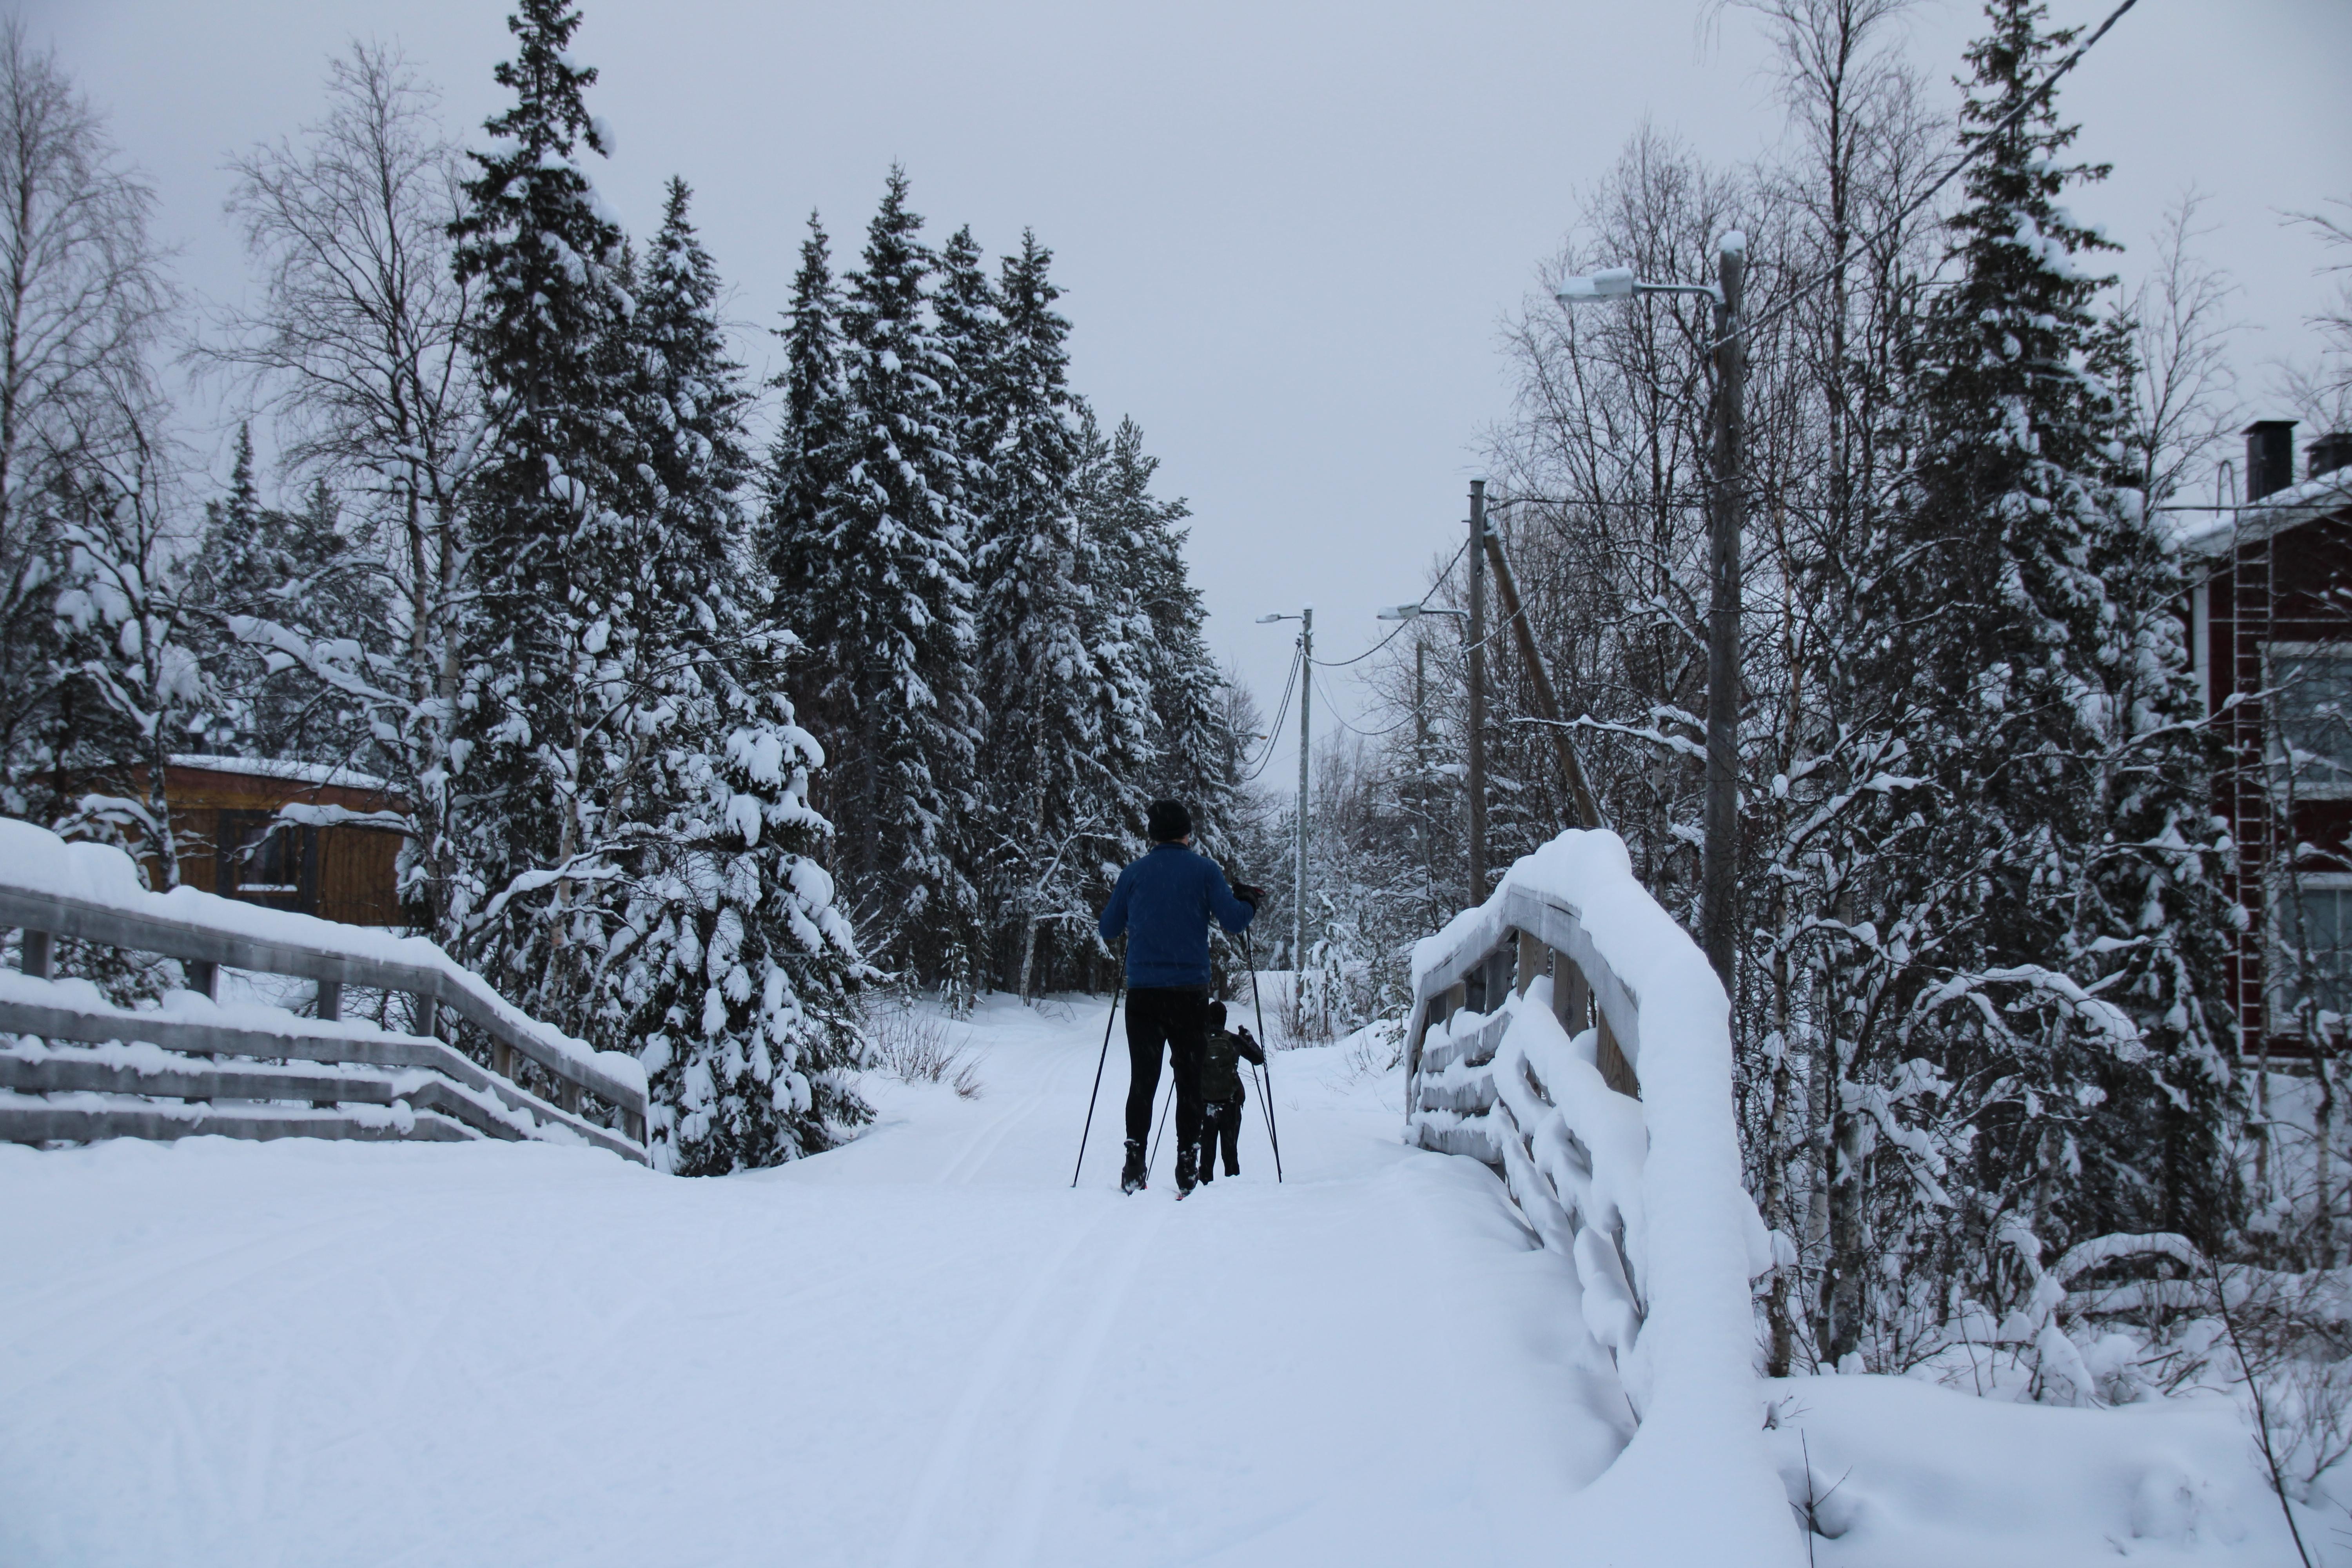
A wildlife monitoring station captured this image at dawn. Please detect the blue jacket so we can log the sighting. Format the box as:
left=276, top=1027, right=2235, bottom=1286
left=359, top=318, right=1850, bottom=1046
left=1097, top=843, right=1257, bottom=988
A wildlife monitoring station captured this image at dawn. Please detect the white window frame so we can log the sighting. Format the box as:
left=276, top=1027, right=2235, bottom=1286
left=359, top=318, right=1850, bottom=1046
left=2270, top=870, right=2352, bottom=1032
left=2265, top=641, right=2352, bottom=802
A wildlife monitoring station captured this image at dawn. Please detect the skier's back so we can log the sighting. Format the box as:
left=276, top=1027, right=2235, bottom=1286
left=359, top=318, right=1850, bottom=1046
left=1096, top=800, right=1259, bottom=1195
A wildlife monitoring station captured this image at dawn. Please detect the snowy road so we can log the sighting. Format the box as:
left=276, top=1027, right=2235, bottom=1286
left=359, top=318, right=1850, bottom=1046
left=0, top=995, right=1628, bottom=1566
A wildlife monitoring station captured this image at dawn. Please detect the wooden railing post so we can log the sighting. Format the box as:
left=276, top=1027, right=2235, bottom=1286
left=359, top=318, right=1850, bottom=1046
left=414, top=994, right=437, bottom=1039
left=1514, top=929, right=1543, bottom=996
left=1550, top=945, right=1590, bottom=1037
left=1596, top=1011, right=1639, bottom=1098
left=316, top=981, right=343, bottom=1023
left=185, top=960, right=220, bottom=1002
left=20, top=929, right=53, bottom=979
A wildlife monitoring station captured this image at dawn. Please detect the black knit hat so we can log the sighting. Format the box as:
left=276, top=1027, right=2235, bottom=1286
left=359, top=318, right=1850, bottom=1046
left=1147, top=799, right=1192, bottom=843
left=1207, top=1000, right=1228, bottom=1027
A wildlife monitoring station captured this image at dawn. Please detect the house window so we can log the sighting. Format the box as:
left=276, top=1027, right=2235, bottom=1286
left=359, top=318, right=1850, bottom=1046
left=216, top=810, right=316, bottom=911
left=2271, top=644, right=2352, bottom=797
left=2277, top=875, right=2352, bottom=1025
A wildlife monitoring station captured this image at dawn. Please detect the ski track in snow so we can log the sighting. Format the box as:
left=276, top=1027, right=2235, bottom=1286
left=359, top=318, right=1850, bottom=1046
left=0, top=994, right=1635, bottom=1566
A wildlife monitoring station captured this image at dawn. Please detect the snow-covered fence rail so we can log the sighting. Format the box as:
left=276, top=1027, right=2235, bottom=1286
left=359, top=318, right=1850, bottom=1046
left=0, top=818, right=647, bottom=1163
left=1406, top=830, right=1798, bottom=1564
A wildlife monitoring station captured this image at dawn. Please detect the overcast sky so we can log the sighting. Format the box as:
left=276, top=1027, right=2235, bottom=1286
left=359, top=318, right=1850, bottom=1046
left=25, top=0, right=2352, bottom=782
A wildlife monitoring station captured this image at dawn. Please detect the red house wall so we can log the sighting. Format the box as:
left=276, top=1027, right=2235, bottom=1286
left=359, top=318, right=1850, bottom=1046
left=2205, top=506, right=2352, bottom=1055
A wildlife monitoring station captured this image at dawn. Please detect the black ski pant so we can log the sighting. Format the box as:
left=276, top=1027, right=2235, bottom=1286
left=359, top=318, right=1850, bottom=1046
left=1124, top=985, right=1208, bottom=1152
left=1201, top=1096, right=1244, bottom=1177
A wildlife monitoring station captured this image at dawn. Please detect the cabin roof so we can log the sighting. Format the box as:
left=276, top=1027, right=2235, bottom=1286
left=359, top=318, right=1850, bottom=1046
left=168, top=754, right=391, bottom=793
left=2178, top=471, right=2352, bottom=562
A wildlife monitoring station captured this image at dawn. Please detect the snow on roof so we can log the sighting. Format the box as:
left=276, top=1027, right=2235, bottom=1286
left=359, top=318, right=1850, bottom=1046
left=2177, top=469, right=2352, bottom=562
left=169, top=754, right=391, bottom=793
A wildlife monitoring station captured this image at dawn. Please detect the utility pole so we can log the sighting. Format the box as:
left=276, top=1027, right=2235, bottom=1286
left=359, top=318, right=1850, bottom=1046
left=1699, top=238, right=1747, bottom=991
left=1257, top=604, right=1316, bottom=972
left=1481, top=523, right=1601, bottom=829
left=1296, top=605, right=1312, bottom=973
left=1466, top=480, right=1488, bottom=900
left=1416, top=639, right=1432, bottom=926
left=1555, top=235, right=1748, bottom=991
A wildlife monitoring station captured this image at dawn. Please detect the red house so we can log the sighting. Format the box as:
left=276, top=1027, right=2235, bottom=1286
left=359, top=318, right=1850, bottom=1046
left=2183, top=421, right=2352, bottom=1058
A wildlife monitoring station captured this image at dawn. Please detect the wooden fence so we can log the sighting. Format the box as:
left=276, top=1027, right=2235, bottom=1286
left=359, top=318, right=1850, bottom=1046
left=0, top=841, right=647, bottom=1164
left=1404, top=839, right=1775, bottom=1411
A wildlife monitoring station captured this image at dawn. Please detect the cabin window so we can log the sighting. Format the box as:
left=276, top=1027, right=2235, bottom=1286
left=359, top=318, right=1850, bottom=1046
left=216, top=809, right=317, bottom=912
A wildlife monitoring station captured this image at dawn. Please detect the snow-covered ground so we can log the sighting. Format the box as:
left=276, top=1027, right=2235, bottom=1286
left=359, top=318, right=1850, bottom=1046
left=0, top=992, right=2317, bottom=1565
left=0, top=995, right=1625, bottom=1567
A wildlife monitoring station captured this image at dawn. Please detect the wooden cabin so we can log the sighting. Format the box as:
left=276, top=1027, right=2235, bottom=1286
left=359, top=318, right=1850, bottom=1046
left=2182, top=422, right=2352, bottom=1057
left=160, top=755, right=407, bottom=927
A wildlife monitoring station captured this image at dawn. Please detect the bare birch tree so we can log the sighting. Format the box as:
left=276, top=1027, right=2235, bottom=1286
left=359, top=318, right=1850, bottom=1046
left=0, top=17, right=172, bottom=814
left=203, top=40, right=481, bottom=936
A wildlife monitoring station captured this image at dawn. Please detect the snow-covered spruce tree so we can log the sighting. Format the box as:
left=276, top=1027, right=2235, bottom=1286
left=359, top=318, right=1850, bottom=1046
left=604, top=178, right=868, bottom=1171
left=185, top=428, right=383, bottom=762
left=932, top=223, right=1001, bottom=468
left=1090, top=413, right=1226, bottom=848
left=447, top=0, right=641, bottom=1033
left=766, top=168, right=983, bottom=996
left=969, top=235, right=1142, bottom=997
left=1877, top=0, right=2237, bottom=1336
left=764, top=212, right=846, bottom=599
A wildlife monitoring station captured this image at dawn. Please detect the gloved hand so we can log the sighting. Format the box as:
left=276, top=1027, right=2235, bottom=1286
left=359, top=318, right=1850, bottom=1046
left=1233, top=882, right=1267, bottom=907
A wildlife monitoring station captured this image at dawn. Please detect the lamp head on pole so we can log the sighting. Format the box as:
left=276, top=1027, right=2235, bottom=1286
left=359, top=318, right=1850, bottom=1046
left=1555, top=267, right=1637, bottom=306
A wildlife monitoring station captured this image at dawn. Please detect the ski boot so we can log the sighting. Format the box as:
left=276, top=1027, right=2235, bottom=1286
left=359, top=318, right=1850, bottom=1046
left=1175, top=1140, right=1200, bottom=1197
left=1120, top=1140, right=1148, bottom=1195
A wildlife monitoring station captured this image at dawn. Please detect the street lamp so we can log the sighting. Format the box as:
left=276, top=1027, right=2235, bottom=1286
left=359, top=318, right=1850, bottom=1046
left=1258, top=607, right=1312, bottom=975
left=1556, top=232, right=1748, bottom=991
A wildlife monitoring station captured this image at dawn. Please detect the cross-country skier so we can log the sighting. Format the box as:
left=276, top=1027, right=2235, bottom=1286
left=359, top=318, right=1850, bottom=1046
left=1196, top=1000, right=1265, bottom=1186
left=1096, top=800, right=1261, bottom=1196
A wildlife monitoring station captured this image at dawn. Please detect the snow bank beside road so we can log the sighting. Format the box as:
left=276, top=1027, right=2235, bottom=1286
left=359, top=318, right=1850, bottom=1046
left=1767, top=1371, right=2302, bottom=1566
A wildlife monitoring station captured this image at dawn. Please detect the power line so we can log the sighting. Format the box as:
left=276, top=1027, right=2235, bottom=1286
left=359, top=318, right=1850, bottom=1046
left=1236, top=644, right=1303, bottom=785
left=1310, top=535, right=1472, bottom=670
left=1310, top=665, right=1415, bottom=739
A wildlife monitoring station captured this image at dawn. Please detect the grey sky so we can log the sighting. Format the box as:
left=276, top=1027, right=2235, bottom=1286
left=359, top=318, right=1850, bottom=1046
left=25, top=0, right=2352, bottom=785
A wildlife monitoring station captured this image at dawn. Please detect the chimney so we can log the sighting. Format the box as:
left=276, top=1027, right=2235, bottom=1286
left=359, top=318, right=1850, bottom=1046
left=2246, top=419, right=2299, bottom=502
left=2311, top=432, right=2352, bottom=483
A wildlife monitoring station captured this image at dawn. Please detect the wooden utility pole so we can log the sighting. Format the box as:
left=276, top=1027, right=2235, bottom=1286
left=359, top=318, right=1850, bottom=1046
left=1481, top=525, right=1601, bottom=830
left=1699, top=236, right=1748, bottom=991
left=1466, top=482, right=1488, bottom=900
left=1296, top=605, right=1312, bottom=973
left=1416, top=639, right=1433, bottom=926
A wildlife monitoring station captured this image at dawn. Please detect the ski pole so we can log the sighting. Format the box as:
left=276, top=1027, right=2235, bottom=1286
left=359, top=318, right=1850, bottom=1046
left=1242, top=926, right=1283, bottom=1182
left=1148, top=1074, right=1172, bottom=1173
left=1071, top=971, right=1126, bottom=1188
